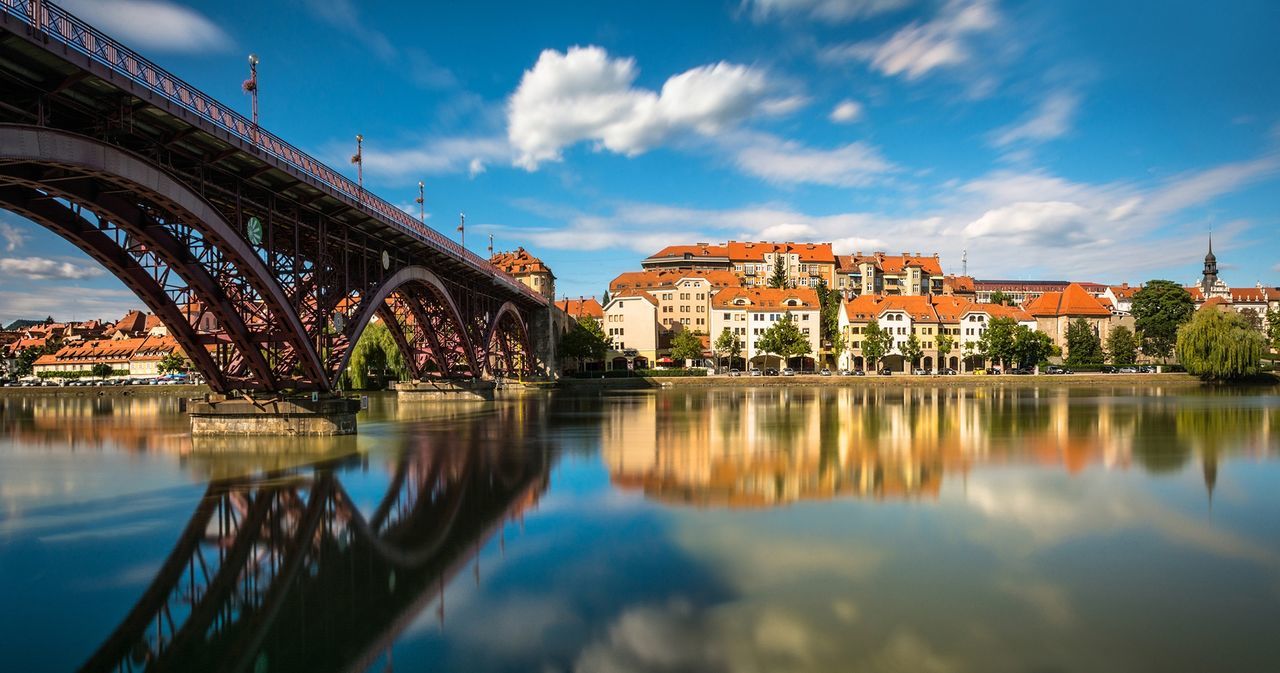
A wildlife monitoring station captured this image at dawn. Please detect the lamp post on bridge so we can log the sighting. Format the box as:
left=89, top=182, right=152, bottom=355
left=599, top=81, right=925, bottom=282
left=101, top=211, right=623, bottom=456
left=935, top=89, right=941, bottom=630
left=487, top=233, right=493, bottom=258
left=416, top=181, right=425, bottom=224
left=351, top=135, right=364, bottom=198
left=457, top=212, right=465, bottom=250
left=243, top=53, right=259, bottom=142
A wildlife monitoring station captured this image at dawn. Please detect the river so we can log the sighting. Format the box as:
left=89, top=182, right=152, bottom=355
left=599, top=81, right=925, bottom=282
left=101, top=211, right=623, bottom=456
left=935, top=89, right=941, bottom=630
left=1, top=385, right=1278, bottom=672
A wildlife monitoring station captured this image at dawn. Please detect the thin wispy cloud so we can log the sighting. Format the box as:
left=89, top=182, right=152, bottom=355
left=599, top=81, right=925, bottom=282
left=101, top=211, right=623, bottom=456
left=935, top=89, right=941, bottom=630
left=744, top=0, right=914, bottom=23
left=303, top=0, right=456, bottom=89
left=729, top=132, right=897, bottom=187
left=990, top=91, right=1080, bottom=148
left=60, top=0, right=231, bottom=53
left=822, top=0, right=999, bottom=80
left=0, top=257, right=104, bottom=280
left=0, top=220, right=25, bottom=252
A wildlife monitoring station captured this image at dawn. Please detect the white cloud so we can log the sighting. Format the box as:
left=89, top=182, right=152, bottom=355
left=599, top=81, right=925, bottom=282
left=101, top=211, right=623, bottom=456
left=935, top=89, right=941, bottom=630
left=356, top=136, right=510, bottom=180
left=822, top=0, right=999, bottom=80
left=732, top=134, right=896, bottom=187
left=830, top=99, right=864, bottom=123
left=507, top=46, right=797, bottom=169
left=744, top=0, right=913, bottom=23
left=0, top=220, right=25, bottom=252
left=990, top=91, right=1080, bottom=148
left=0, top=257, right=104, bottom=280
left=0, top=286, right=140, bottom=325
left=963, top=201, right=1093, bottom=247
left=60, top=1, right=230, bottom=53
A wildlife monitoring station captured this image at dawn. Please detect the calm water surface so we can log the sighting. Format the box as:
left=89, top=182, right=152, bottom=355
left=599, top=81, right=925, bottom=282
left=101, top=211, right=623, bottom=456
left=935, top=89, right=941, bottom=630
left=2, top=386, right=1279, bottom=672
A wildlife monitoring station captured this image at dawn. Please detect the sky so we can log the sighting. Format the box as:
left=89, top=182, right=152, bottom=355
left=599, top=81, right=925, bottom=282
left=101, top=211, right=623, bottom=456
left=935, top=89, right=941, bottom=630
left=2, top=0, right=1279, bottom=323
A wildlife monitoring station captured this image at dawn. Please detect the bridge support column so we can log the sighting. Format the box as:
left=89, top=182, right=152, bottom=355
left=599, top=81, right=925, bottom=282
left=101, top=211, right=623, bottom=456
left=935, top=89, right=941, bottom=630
left=187, top=395, right=361, bottom=436
left=531, top=306, right=562, bottom=378
left=394, top=379, right=495, bottom=400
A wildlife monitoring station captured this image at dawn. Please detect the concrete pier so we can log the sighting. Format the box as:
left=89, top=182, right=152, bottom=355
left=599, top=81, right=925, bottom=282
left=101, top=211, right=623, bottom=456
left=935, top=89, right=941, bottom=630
left=187, top=395, right=361, bottom=436
left=394, top=379, right=496, bottom=400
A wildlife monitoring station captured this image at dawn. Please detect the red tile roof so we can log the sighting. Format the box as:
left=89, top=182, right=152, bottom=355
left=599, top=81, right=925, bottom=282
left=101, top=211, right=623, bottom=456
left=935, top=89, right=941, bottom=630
left=726, top=241, right=835, bottom=263
left=711, top=287, right=820, bottom=310
left=610, top=269, right=741, bottom=292
left=646, top=243, right=730, bottom=260
left=1023, top=283, right=1112, bottom=317
left=843, top=294, right=938, bottom=322
left=1108, top=284, right=1140, bottom=300
left=842, top=252, right=944, bottom=276
left=490, top=247, right=552, bottom=276
left=557, top=297, right=604, bottom=319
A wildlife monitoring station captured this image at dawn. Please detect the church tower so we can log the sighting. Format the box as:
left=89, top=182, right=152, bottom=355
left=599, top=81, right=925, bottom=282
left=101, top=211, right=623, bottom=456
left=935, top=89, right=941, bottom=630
left=1198, top=234, right=1228, bottom=298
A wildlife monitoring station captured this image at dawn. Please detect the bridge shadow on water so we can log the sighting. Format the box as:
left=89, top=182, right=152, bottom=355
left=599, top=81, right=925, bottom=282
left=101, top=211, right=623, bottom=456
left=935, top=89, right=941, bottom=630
left=77, top=408, right=555, bottom=673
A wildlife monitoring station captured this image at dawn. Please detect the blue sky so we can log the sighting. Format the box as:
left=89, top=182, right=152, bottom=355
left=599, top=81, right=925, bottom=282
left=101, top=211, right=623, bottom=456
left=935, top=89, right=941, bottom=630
left=2, top=0, right=1279, bottom=323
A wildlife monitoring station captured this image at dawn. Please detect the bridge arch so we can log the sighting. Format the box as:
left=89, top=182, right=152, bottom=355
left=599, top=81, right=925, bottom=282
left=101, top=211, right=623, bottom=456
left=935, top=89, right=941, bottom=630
left=483, top=301, right=534, bottom=376
left=0, top=125, right=326, bottom=392
left=334, top=265, right=481, bottom=385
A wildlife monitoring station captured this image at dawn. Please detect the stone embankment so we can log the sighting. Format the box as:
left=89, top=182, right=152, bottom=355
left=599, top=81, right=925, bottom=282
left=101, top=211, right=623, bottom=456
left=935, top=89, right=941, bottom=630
left=557, top=372, right=1278, bottom=390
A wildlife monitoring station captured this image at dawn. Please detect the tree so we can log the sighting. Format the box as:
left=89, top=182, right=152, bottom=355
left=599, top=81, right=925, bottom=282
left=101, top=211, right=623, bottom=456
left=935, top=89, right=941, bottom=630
left=937, top=333, right=955, bottom=370
left=978, top=317, right=1018, bottom=369
left=347, top=320, right=410, bottom=389
left=1267, top=308, right=1280, bottom=352
left=861, top=319, right=892, bottom=372
left=714, top=327, right=742, bottom=369
left=1065, top=318, right=1104, bottom=365
left=989, top=290, right=1013, bottom=306
left=1237, top=308, right=1263, bottom=332
left=1177, top=309, right=1264, bottom=381
left=601, top=289, right=611, bottom=306
left=813, top=278, right=840, bottom=354
left=758, top=313, right=810, bottom=368
left=830, top=331, right=847, bottom=369
left=560, top=316, right=609, bottom=371
left=900, top=333, right=923, bottom=370
left=669, top=329, right=704, bottom=365
left=1131, top=280, right=1194, bottom=361
left=1105, top=325, right=1138, bottom=365
left=1012, top=326, right=1055, bottom=368
left=91, top=363, right=115, bottom=378
left=158, top=351, right=191, bottom=375
left=14, top=347, right=39, bottom=377
left=767, top=259, right=789, bottom=289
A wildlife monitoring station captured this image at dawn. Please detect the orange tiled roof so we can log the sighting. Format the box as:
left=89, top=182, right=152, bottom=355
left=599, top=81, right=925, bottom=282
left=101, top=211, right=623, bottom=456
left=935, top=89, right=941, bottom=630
left=1200, top=296, right=1231, bottom=311
left=1229, top=287, right=1267, bottom=303
left=711, top=287, right=820, bottom=310
left=974, top=302, right=1034, bottom=322
left=943, top=275, right=975, bottom=293
left=929, top=295, right=972, bottom=322
left=843, top=294, right=938, bottom=322
left=1023, top=283, right=1111, bottom=317
left=113, top=310, right=146, bottom=335
left=647, top=243, right=730, bottom=260
left=557, top=297, right=604, bottom=319
left=1185, top=286, right=1204, bottom=301
left=726, top=241, right=836, bottom=263
left=608, top=289, right=658, bottom=305
left=489, top=247, right=552, bottom=276
left=843, top=251, right=944, bottom=276
left=610, top=269, right=741, bottom=292
left=1108, top=284, right=1140, bottom=300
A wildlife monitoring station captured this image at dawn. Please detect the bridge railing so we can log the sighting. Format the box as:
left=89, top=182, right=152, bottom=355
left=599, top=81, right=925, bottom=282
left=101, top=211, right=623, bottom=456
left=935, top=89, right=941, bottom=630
left=0, top=0, right=546, bottom=305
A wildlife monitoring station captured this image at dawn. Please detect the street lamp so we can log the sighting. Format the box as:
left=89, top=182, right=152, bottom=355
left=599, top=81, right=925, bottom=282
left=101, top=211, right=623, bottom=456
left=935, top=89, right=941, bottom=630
left=351, top=135, right=364, bottom=192
left=457, top=212, right=465, bottom=249
left=416, top=180, right=425, bottom=223
left=243, top=53, right=260, bottom=141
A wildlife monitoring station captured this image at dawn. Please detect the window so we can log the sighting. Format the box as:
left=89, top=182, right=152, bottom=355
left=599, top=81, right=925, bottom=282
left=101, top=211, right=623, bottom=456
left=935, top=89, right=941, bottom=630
left=801, top=314, right=809, bottom=321
left=697, top=318, right=705, bottom=325
left=802, top=328, right=810, bottom=336
left=724, top=312, right=731, bottom=320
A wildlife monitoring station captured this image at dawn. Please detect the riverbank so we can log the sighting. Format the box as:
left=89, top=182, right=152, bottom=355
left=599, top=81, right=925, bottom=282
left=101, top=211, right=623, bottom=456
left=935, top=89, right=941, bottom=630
left=557, top=372, right=1277, bottom=390
left=0, top=383, right=209, bottom=398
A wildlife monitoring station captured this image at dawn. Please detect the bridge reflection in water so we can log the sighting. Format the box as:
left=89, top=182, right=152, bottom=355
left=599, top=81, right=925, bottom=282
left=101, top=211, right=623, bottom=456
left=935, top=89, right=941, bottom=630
left=78, top=426, right=552, bottom=673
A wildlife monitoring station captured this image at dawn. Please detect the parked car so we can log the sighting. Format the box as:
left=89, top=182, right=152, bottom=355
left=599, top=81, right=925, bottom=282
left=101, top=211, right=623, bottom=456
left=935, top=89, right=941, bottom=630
left=878, top=367, right=893, bottom=376
left=1138, top=365, right=1156, bottom=373
left=1118, top=366, right=1139, bottom=373
left=782, top=368, right=796, bottom=377
left=1045, top=365, right=1071, bottom=374
left=819, top=368, right=832, bottom=376
left=939, top=368, right=958, bottom=375
left=912, top=368, right=931, bottom=375
left=764, top=368, right=779, bottom=376
left=1009, top=367, right=1033, bottom=375
left=853, top=369, right=866, bottom=376
left=838, top=369, right=852, bottom=376
left=987, top=367, right=1002, bottom=375
left=728, top=368, right=742, bottom=377
left=750, top=369, right=763, bottom=377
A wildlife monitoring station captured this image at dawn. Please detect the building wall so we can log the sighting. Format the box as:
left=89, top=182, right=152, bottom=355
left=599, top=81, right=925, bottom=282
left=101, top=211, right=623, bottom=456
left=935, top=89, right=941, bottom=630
left=603, top=296, right=659, bottom=362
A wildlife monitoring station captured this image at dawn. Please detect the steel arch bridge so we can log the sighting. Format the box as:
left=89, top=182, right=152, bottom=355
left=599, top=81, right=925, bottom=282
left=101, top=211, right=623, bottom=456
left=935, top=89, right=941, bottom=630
left=0, top=1, right=547, bottom=393
left=78, top=434, right=553, bottom=673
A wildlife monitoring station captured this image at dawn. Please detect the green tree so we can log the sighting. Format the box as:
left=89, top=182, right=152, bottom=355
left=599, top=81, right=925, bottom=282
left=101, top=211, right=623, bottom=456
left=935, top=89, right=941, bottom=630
left=158, top=351, right=191, bottom=375
left=1177, top=309, right=1264, bottom=381
left=347, top=320, right=410, bottom=389
left=758, top=313, right=810, bottom=368
left=714, top=327, right=742, bottom=369
left=559, top=316, right=609, bottom=371
left=989, top=290, right=1013, bottom=306
left=937, top=333, right=955, bottom=369
left=1012, top=326, right=1055, bottom=368
left=979, top=317, right=1018, bottom=369
left=900, top=333, right=923, bottom=370
left=90, top=363, right=115, bottom=378
left=14, top=347, right=40, bottom=377
left=813, top=278, right=840, bottom=354
left=1105, top=325, right=1138, bottom=365
left=1131, top=280, right=1194, bottom=361
left=1065, top=318, right=1104, bottom=365
left=1267, top=308, right=1280, bottom=351
left=861, top=319, right=892, bottom=371
left=767, top=259, right=789, bottom=289
left=830, top=330, right=847, bottom=368
left=601, top=289, right=611, bottom=306
left=1237, top=308, right=1263, bottom=332
left=669, top=329, right=704, bottom=365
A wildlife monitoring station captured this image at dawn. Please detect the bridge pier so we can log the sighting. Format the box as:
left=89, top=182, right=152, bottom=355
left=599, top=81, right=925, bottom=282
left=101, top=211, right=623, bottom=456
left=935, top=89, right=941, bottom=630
left=187, top=395, right=361, bottom=436
left=394, top=379, right=495, bottom=400
left=532, top=305, right=563, bottom=378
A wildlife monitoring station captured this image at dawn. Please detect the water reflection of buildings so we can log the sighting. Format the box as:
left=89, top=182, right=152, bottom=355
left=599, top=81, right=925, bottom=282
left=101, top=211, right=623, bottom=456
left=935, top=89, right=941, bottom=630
left=0, top=395, right=192, bottom=454
left=602, top=388, right=1278, bottom=507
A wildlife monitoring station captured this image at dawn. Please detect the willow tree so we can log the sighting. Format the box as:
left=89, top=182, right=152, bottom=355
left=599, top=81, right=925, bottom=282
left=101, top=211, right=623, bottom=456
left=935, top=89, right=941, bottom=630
left=347, top=319, right=410, bottom=389
left=1177, top=309, right=1263, bottom=381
